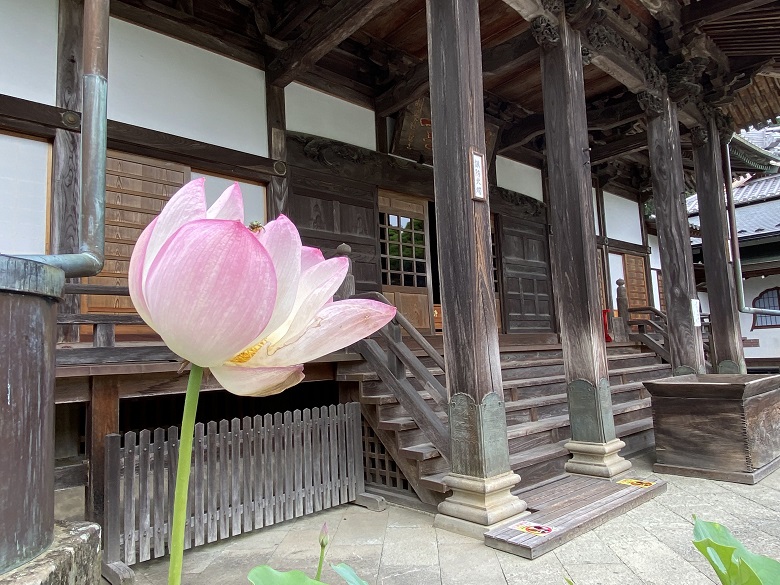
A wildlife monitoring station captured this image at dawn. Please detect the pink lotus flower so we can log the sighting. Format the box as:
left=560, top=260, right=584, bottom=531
left=129, top=178, right=395, bottom=397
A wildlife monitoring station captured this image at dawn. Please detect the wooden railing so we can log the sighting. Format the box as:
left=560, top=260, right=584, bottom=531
left=614, top=279, right=671, bottom=363
left=352, top=292, right=451, bottom=462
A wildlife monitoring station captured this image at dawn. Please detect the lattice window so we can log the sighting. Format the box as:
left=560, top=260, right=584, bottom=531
left=379, top=212, right=427, bottom=288
left=752, top=287, right=780, bottom=329
left=361, top=420, right=416, bottom=497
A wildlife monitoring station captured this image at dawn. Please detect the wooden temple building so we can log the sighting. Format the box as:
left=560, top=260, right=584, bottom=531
left=2, top=0, right=780, bottom=564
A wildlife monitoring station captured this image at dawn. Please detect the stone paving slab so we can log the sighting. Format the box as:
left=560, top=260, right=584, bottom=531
left=56, top=452, right=780, bottom=584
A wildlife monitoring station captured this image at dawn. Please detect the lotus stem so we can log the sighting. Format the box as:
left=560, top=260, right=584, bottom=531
left=168, top=364, right=203, bottom=585
left=315, top=540, right=326, bottom=581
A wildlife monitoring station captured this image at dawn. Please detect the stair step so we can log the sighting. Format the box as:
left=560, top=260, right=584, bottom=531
left=503, top=374, right=566, bottom=390
left=419, top=471, right=450, bottom=493
left=510, top=442, right=570, bottom=470
left=399, top=443, right=441, bottom=461
left=615, top=417, right=654, bottom=437
left=505, top=381, right=647, bottom=413
left=377, top=417, right=419, bottom=431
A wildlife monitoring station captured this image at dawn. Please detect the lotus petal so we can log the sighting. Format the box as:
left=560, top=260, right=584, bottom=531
left=259, top=299, right=395, bottom=366
left=301, top=246, right=326, bottom=272
left=206, top=182, right=244, bottom=222
left=211, top=363, right=305, bottom=397
left=144, top=178, right=207, bottom=276
left=270, top=257, right=348, bottom=347
left=144, top=219, right=277, bottom=367
left=254, top=215, right=302, bottom=339
left=128, top=216, right=157, bottom=326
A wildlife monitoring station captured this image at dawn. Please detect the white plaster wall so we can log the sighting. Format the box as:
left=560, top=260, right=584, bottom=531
left=0, top=134, right=50, bottom=255
left=603, top=191, right=643, bottom=245
left=285, top=83, right=375, bottom=150
left=192, top=172, right=266, bottom=225
left=698, top=291, right=710, bottom=314
left=740, top=274, right=780, bottom=359
left=648, top=234, right=662, bottom=269
left=608, top=253, right=625, bottom=310
left=495, top=157, right=543, bottom=201
left=593, top=187, right=600, bottom=235
left=651, top=269, right=662, bottom=310
left=0, top=0, right=58, bottom=105
left=108, top=18, right=268, bottom=156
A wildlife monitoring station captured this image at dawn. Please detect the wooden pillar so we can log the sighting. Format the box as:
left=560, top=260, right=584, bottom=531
left=266, top=81, right=289, bottom=218
left=642, top=89, right=706, bottom=374
left=537, top=14, right=630, bottom=478
left=426, top=0, right=526, bottom=537
left=85, top=325, right=119, bottom=527
left=692, top=119, right=746, bottom=373
left=52, top=0, right=83, bottom=343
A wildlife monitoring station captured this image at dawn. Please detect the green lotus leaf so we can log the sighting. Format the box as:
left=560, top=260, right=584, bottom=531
left=247, top=566, right=327, bottom=585
left=693, top=517, right=780, bottom=584
left=331, top=563, right=369, bottom=585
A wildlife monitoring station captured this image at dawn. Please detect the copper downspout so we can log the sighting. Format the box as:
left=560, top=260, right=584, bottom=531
left=721, top=135, right=780, bottom=317
left=19, top=0, right=108, bottom=278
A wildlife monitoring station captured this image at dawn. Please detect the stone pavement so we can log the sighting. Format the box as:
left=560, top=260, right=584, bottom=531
left=56, top=452, right=780, bottom=584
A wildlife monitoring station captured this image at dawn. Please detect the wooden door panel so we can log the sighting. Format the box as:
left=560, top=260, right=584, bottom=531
left=623, top=254, right=650, bottom=309
left=289, top=169, right=381, bottom=293
left=395, top=290, right=432, bottom=330
left=500, top=217, right=554, bottom=333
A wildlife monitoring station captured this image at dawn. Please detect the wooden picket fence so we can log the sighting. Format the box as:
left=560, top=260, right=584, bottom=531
left=103, top=403, right=364, bottom=568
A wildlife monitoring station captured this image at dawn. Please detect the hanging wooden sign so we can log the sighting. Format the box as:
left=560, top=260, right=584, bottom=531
left=391, top=97, right=499, bottom=166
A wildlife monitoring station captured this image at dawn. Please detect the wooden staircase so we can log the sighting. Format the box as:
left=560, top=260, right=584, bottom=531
left=340, top=297, right=671, bottom=507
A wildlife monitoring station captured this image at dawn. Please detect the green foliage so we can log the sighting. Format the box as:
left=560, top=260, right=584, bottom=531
left=330, top=564, right=369, bottom=585
left=693, top=516, right=780, bottom=584
left=247, top=566, right=326, bottom=585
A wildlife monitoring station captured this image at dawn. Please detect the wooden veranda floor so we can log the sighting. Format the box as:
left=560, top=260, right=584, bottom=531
left=485, top=474, right=667, bottom=559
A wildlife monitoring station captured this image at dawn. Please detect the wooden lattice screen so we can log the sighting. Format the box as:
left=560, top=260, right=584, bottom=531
left=361, top=419, right=416, bottom=498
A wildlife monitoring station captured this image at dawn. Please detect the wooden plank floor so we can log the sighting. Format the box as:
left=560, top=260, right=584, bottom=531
left=485, top=474, right=666, bottom=559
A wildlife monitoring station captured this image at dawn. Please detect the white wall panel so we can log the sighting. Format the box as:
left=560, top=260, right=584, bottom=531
left=651, top=269, right=662, bottom=309
left=0, top=134, right=50, bottom=255
left=648, top=234, right=662, bottom=269
left=0, top=0, right=58, bottom=105
left=608, top=253, right=625, bottom=310
left=495, top=156, right=543, bottom=201
left=593, top=187, right=600, bottom=235
left=191, top=172, right=266, bottom=225
left=604, top=191, right=643, bottom=245
left=285, top=83, right=375, bottom=150
left=740, top=275, right=780, bottom=359
left=108, top=18, right=268, bottom=156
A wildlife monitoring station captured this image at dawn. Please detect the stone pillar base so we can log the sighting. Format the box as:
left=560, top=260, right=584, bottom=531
left=564, top=438, right=632, bottom=478
left=434, top=471, right=529, bottom=539
left=0, top=521, right=101, bottom=585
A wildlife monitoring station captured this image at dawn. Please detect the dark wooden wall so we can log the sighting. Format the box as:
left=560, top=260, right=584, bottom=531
left=287, top=167, right=381, bottom=292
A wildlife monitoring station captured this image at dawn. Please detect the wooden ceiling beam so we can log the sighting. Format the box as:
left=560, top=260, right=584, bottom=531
left=375, top=29, right=539, bottom=117
left=499, top=94, right=645, bottom=152
left=591, top=132, right=647, bottom=165
left=682, top=0, right=778, bottom=28
left=266, top=0, right=398, bottom=87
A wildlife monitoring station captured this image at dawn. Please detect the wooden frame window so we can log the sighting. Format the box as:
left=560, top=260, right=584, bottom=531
left=752, top=287, right=780, bottom=329
left=379, top=212, right=428, bottom=288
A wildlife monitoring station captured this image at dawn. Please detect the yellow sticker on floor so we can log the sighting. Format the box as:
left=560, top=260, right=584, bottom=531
left=617, top=479, right=655, bottom=488
left=512, top=522, right=554, bottom=535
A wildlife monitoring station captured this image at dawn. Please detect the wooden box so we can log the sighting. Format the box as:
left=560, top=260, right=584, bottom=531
left=643, top=374, right=780, bottom=484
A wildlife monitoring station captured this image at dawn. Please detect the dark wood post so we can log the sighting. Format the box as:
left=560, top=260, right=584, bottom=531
left=52, top=0, right=84, bottom=343
left=537, top=13, right=630, bottom=478
left=692, top=119, right=746, bottom=374
left=642, top=89, right=706, bottom=374
left=426, top=0, right=526, bottom=536
left=613, top=279, right=630, bottom=342
left=85, top=324, right=120, bottom=527
left=266, top=82, right=289, bottom=218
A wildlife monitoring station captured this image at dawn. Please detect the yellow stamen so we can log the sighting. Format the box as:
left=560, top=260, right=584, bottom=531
left=230, top=338, right=269, bottom=364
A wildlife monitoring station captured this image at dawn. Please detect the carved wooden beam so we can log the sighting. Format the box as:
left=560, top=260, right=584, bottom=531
left=499, top=93, right=644, bottom=151
left=375, top=29, right=539, bottom=117
left=590, top=132, right=647, bottom=164
left=582, top=23, right=663, bottom=92
left=682, top=0, right=777, bottom=28
left=266, top=0, right=398, bottom=87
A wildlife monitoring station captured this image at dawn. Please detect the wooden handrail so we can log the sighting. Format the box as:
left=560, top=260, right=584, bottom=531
left=628, top=318, right=668, bottom=337
left=57, top=314, right=145, bottom=325
left=627, top=306, right=667, bottom=320
left=352, top=292, right=446, bottom=372
left=356, top=338, right=450, bottom=461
